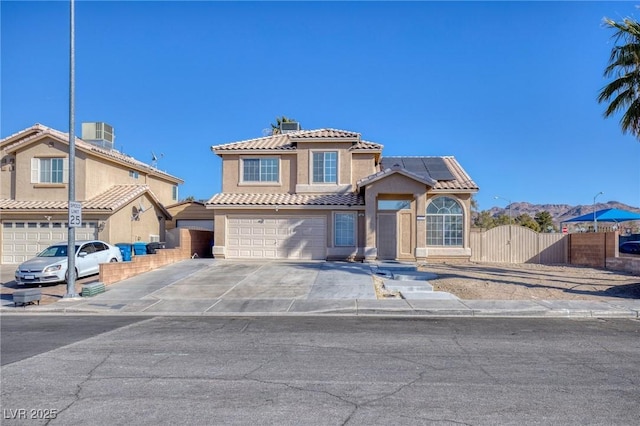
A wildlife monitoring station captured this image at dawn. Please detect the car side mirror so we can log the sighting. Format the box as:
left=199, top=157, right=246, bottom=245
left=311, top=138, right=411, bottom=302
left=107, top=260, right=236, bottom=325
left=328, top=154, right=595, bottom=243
left=78, top=251, right=88, bottom=257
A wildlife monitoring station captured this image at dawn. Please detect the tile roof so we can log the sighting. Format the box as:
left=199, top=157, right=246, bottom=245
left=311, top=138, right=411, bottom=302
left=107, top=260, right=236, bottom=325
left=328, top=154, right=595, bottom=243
left=206, top=192, right=364, bottom=207
left=0, top=185, right=171, bottom=217
left=211, top=128, right=383, bottom=152
left=0, top=124, right=183, bottom=183
left=357, top=156, right=478, bottom=192
left=356, top=165, right=437, bottom=188
left=434, top=157, right=478, bottom=191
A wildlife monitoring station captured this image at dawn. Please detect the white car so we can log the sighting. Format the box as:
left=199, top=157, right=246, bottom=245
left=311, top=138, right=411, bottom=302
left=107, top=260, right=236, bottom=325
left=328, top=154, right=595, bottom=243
left=15, top=240, right=122, bottom=285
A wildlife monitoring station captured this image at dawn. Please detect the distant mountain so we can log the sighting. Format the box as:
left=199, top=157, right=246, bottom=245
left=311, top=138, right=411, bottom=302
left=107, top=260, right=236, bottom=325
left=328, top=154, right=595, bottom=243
left=485, top=201, right=640, bottom=225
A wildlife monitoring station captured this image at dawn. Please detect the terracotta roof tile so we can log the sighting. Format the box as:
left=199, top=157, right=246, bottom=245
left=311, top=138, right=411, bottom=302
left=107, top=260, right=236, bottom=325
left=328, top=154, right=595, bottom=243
left=357, top=156, right=478, bottom=192
left=0, top=185, right=170, bottom=218
left=432, top=157, right=479, bottom=191
left=289, top=129, right=360, bottom=139
left=1, top=124, right=182, bottom=183
left=206, top=192, right=364, bottom=206
left=211, top=129, right=383, bottom=152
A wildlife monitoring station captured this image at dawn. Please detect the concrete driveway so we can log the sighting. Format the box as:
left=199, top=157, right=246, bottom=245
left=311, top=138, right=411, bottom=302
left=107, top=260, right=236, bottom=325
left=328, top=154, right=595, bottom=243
left=7, top=259, right=381, bottom=314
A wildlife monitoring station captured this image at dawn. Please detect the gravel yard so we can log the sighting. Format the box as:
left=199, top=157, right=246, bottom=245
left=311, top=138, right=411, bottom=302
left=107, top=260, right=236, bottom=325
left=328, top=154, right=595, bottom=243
left=420, top=262, right=640, bottom=301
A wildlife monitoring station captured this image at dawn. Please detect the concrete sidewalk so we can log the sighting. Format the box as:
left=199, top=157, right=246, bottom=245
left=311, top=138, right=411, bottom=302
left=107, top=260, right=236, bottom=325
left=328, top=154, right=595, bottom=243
left=2, top=259, right=639, bottom=318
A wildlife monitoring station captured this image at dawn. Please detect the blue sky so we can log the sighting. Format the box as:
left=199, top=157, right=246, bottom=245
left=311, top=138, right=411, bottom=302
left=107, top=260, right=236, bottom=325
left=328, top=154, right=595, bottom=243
left=2, top=0, right=639, bottom=211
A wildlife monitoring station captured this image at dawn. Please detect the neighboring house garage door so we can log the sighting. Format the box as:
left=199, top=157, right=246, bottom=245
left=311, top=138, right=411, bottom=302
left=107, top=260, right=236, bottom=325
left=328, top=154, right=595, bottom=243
left=227, top=216, right=326, bottom=260
left=176, top=220, right=214, bottom=231
left=2, top=221, right=98, bottom=264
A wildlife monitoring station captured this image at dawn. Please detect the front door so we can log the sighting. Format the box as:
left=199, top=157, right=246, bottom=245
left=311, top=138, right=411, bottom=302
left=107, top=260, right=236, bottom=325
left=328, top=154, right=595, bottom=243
left=377, top=213, right=397, bottom=260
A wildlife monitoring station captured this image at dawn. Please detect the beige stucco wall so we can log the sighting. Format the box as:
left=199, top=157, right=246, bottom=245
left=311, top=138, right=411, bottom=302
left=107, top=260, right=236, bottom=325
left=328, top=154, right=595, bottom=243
left=7, top=138, right=85, bottom=201
left=351, top=153, right=377, bottom=188
left=1, top=153, right=16, bottom=198
left=363, top=174, right=428, bottom=261
left=166, top=202, right=214, bottom=229
left=212, top=208, right=365, bottom=259
left=220, top=153, right=297, bottom=193
left=105, top=193, right=165, bottom=243
left=295, top=142, right=353, bottom=190
left=4, top=136, right=179, bottom=205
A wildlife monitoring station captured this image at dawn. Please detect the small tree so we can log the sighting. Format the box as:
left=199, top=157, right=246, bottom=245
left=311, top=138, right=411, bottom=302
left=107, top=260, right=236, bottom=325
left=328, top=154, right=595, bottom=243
left=473, top=210, right=495, bottom=229
left=515, top=213, right=541, bottom=232
left=535, top=211, right=556, bottom=232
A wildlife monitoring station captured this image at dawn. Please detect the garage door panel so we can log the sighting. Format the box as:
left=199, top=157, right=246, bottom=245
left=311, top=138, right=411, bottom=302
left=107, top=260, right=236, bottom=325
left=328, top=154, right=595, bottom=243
left=2, top=221, right=98, bottom=264
left=227, top=216, right=326, bottom=260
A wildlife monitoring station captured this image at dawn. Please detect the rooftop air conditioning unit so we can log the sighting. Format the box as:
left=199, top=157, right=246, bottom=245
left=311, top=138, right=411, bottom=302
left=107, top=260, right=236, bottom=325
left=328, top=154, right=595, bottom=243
left=280, top=121, right=300, bottom=133
left=81, top=122, right=115, bottom=150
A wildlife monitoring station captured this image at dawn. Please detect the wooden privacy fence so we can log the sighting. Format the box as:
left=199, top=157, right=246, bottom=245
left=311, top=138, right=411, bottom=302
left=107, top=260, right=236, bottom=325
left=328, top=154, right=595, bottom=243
left=470, top=225, right=568, bottom=264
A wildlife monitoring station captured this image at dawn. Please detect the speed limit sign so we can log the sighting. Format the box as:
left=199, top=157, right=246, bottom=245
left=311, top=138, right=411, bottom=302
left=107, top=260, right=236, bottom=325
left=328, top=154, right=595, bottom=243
left=69, top=201, right=82, bottom=228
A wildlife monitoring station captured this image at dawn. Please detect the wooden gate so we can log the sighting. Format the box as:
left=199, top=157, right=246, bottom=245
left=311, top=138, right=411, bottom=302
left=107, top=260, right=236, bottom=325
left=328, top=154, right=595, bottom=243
left=470, top=225, right=568, bottom=264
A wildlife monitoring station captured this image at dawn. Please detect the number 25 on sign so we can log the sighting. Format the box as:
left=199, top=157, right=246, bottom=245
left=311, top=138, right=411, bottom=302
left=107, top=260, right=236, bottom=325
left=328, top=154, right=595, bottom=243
left=69, top=201, right=82, bottom=228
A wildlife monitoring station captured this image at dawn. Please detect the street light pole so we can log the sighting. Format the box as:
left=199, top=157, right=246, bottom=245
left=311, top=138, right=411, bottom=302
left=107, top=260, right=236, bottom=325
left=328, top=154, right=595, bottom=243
left=593, top=191, right=604, bottom=233
left=64, top=0, right=78, bottom=298
left=494, top=195, right=512, bottom=224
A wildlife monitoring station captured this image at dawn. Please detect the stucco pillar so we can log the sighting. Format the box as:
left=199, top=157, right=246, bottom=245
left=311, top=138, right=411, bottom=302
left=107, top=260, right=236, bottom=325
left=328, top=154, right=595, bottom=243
left=212, top=213, right=226, bottom=258
left=415, top=192, right=427, bottom=260
left=363, top=188, right=377, bottom=261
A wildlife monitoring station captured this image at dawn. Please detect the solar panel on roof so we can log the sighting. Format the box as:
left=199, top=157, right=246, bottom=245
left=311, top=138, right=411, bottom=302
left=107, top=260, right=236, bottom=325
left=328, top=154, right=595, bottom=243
left=380, top=157, right=455, bottom=181
left=422, top=158, right=455, bottom=181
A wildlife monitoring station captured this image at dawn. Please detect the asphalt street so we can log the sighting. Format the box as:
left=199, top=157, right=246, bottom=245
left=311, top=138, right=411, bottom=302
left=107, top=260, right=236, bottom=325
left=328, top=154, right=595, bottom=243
left=1, top=316, right=639, bottom=425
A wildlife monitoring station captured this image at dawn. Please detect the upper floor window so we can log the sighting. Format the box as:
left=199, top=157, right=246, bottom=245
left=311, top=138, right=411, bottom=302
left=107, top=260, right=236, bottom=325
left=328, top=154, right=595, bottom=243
left=172, top=185, right=179, bottom=201
left=242, top=158, right=279, bottom=182
left=129, top=170, right=139, bottom=179
left=426, top=197, right=464, bottom=246
left=31, top=158, right=68, bottom=184
left=312, top=151, right=337, bottom=183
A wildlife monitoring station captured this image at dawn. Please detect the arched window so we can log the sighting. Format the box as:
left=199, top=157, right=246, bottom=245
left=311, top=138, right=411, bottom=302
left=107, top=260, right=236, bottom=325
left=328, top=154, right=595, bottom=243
left=427, top=197, right=463, bottom=246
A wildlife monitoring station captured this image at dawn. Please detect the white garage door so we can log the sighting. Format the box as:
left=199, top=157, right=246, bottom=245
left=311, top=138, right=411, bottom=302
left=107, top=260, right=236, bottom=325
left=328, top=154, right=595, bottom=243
left=2, top=221, right=98, bottom=264
left=227, top=216, right=326, bottom=260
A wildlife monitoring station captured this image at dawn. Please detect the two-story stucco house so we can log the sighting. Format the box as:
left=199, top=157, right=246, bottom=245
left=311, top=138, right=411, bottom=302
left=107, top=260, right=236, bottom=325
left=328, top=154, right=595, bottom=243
left=207, top=125, right=479, bottom=262
left=0, top=123, right=183, bottom=264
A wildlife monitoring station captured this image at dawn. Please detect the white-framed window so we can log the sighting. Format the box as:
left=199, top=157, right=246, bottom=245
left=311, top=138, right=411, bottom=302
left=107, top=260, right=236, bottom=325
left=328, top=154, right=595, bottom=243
left=172, top=185, right=178, bottom=201
left=334, top=212, right=356, bottom=247
left=129, top=170, right=139, bottom=179
left=241, top=158, right=279, bottom=182
left=31, top=157, right=68, bottom=183
left=426, top=197, right=464, bottom=246
left=312, top=151, right=337, bottom=183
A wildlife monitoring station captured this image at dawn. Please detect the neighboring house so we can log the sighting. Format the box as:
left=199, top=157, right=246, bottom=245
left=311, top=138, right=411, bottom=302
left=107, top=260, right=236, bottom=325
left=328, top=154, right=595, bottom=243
left=0, top=123, right=183, bottom=263
left=207, top=125, right=479, bottom=262
left=165, top=200, right=214, bottom=231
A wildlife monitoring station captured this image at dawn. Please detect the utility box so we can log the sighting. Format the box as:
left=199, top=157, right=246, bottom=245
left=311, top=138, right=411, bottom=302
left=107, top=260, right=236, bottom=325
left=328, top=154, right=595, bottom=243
left=13, top=289, right=41, bottom=307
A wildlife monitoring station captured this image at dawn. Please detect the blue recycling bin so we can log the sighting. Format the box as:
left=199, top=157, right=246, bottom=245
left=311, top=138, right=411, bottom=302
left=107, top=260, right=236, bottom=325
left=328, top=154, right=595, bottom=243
left=133, top=242, right=148, bottom=256
left=115, top=243, right=132, bottom=261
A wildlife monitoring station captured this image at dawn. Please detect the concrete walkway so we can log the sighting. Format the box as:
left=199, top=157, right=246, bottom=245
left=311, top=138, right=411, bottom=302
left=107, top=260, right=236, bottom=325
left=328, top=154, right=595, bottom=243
left=2, top=259, right=639, bottom=318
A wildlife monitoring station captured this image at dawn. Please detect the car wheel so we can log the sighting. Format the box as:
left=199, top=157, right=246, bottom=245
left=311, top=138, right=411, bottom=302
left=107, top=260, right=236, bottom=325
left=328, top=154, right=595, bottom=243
left=64, top=268, right=77, bottom=283
left=109, top=258, right=118, bottom=262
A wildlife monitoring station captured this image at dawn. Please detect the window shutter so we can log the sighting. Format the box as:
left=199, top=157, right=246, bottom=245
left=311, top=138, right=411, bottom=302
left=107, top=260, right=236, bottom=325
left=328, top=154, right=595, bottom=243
left=63, top=158, right=69, bottom=183
left=31, top=158, right=39, bottom=183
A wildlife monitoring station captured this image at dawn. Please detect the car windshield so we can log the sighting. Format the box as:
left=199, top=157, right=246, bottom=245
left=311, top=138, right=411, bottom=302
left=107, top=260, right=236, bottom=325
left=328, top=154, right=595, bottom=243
left=37, top=245, right=80, bottom=257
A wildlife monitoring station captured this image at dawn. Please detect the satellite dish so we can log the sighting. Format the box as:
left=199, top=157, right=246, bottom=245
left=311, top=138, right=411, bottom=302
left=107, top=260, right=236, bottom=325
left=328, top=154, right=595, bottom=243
left=151, top=151, right=164, bottom=167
